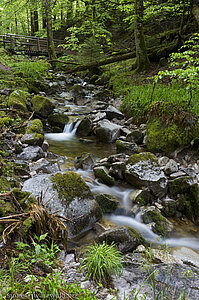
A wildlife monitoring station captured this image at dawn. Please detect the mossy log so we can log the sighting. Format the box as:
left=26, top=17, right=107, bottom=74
left=57, top=41, right=178, bottom=74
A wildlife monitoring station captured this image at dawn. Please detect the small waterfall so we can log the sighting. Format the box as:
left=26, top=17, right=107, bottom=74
left=107, top=215, right=199, bottom=251
left=77, top=169, right=199, bottom=252
left=45, top=120, right=80, bottom=142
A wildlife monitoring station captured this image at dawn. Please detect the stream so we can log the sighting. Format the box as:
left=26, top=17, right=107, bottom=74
left=44, top=77, right=199, bottom=254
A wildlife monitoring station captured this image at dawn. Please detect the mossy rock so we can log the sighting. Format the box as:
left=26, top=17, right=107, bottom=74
left=0, top=117, right=12, bottom=128
left=0, top=177, right=11, bottom=193
left=32, top=95, right=55, bottom=118
left=168, top=177, right=193, bottom=197
left=93, top=166, right=115, bottom=186
left=95, top=194, right=119, bottom=213
left=177, top=183, right=199, bottom=224
left=142, top=208, right=173, bottom=236
left=127, top=152, right=158, bottom=165
left=22, top=119, right=44, bottom=146
left=130, top=189, right=155, bottom=206
left=146, top=102, right=199, bottom=153
left=116, top=140, right=139, bottom=156
left=97, top=225, right=146, bottom=253
left=8, top=90, right=28, bottom=112
left=51, top=171, right=92, bottom=204
left=26, top=119, right=43, bottom=134
left=48, top=113, right=69, bottom=130
left=76, top=117, right=92, bottom=137
left=0, top=199, right=15, bottom=217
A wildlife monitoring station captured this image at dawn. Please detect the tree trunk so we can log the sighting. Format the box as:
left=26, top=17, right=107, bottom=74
left=191, top=0, right=199, bottom=26
left=44, top=0, right=56, bottom=60
left=134, top=0, right=150, bottom=72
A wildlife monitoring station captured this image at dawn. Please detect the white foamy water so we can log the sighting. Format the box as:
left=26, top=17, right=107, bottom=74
left=108, top=215, right=199, bottom=251
left=77, top=169, right=199, bottom=251
left=45, top=121, right=79, bottom=141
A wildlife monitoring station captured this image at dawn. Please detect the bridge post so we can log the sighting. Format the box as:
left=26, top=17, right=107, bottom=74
left=3, top=36, right=6, bottom=49
left=10, top=36, right=14, bottom=52
left=37, top=37, right=41, bottom=52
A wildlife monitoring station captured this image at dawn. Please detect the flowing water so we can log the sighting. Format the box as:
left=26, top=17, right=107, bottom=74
left=45, top=80, right=199, bottom=253
left=46, top=120, right=116, bottom=160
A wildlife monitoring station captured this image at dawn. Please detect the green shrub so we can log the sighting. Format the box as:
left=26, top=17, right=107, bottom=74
left=80, top=241, right=123, bottom=286
left=13, top=60, right=50, bottom=80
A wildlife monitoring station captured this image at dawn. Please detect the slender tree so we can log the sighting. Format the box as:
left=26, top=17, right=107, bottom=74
left=134, top=0, right=150, bottom=72
left=44, top=0, right=56, bottom=59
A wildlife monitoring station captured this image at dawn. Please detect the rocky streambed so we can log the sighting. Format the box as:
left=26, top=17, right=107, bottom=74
left=3, top=72, right=199, bottom=299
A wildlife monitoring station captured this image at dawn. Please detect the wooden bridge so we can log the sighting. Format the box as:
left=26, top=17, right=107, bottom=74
left=0, top=34, right=64, bottom=57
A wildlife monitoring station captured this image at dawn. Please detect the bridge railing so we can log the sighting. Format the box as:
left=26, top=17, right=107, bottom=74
left=0, top=34, right=65, bottom=55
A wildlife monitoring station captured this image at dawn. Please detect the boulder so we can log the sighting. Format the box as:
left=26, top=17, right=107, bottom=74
left=30, top=158, right=60, bottom=174
left=140, top=207, right=173, bottom=236
left=8, top=90, right=28, bottom=112
left=105, top=105, right=124, bottom=121
left=130, top=189, right=155, bottom=206
left=21, top=119, right=44, bottom=146
left=116, top=140, right=139, bottom=156
left=31, top=95, right=55, bottom=118
left=126, top=130, right=143, bottom=145
left=76, top=117, right=92, bottom=137
left=22, top=171, right=102, bottom=237
left=162, top=198, right=177, bottom=217
left=164, top=159, right=178, bottom=175
left=95, top=119, right=122, bottom=143
left=168, top=176, right=193, bottom=197
left=97, top=226, right=146, bottom=253
left=74, top=152, right=96, bottom=170
left=48, top=113, right=69, bottom=131
left=17, top=146, right=45, bottom=161
left=93, top=166, right=115, bottom=186
left=95, top=194, right=119, bottom=213
left=177, top=183, right=199, bottom=225
left=109, top=162, right=126, bottom=180
left=125, top=152, right=167, bottom=199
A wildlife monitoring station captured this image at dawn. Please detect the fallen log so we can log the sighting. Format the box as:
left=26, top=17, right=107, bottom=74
left=57, top=41, right=178, bottom=74
left=61, top=51, right=136, bottom=74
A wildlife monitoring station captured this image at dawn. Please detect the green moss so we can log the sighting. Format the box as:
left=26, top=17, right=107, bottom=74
left=127, top=152, right=158, bottom=165
left=95, top=194, right=119, bottom=213
left=32, top=95, right=55, bottom=118
left=146, top=102, right=199, bottom=153
left=0, top=199, right=14, bottom=217
left=168, top=177, right=192, bottom=197
left=128, top=227, right=146, bottom=245
left=0, top=177, right=11, bottom=193
left=177, top=183, right=199, bottom=224
left=22, top=217, right=32, bottom=237
left=51, top=171, right=91, bottom=204
left=12, top=188, right=34, bottom=209
left=142, top=209, right=171, bottom=236
left=26, top=119, right=43, bottom=134
left=0, top=117, right=12, bottom=128
left=8, top=90, right=28, bottom=112
left=48, top=114, right=69, bottom=130
left=94, top=167, right=115, bottom=186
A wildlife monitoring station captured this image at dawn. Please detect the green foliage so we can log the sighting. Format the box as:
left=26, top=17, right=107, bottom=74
left=78, top=37, right=105, bottom=64
left=12, top=60, right=50, bottom=80
left=0, top=233, right=99, bottom=300
left=80, top=241, right=123, bottom=286
left=51, top=171, right=91, bottom=203
left=155, top=33, right=199, bottom=106
left=16, top=233, right=60, bottom=266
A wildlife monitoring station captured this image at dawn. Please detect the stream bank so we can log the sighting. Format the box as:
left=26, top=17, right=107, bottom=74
left=1, top=71, right=199, bottom=299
